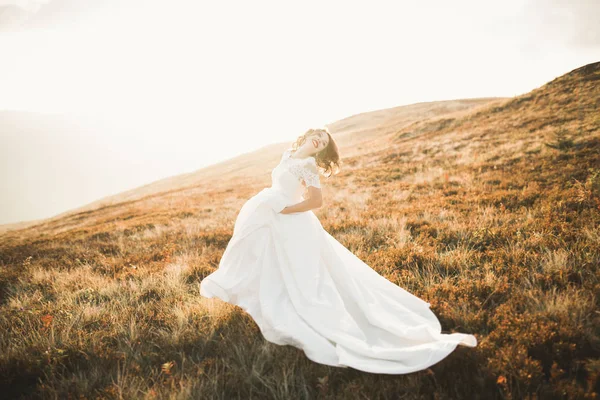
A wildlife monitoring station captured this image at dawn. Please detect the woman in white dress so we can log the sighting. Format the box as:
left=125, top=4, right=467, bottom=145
left=200, top=128, right=477, bottom=374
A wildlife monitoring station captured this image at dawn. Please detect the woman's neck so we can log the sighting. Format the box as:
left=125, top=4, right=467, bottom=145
left=291, top=148, right=313, bottom=160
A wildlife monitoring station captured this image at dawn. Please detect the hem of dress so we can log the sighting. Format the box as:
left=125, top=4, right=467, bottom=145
left=201, top=277, right=349, bottom=368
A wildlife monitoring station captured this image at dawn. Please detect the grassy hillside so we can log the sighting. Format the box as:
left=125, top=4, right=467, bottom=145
left=0, top=97, right=501, bottom=234
left=0, top=62, right=598, bottom=399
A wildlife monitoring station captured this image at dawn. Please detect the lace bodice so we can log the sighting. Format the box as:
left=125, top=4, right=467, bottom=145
left=279, top=149, right=321, bottom=189
left=265, top=148, right=322, bottom=207
left=254, top=149, right=323, bottom=215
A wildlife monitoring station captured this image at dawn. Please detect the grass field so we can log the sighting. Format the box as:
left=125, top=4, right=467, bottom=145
left=1, top=61, right=599, bottom=399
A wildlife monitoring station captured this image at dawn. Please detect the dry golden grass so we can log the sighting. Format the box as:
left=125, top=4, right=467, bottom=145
left=1, top=62, right=599, bottom=399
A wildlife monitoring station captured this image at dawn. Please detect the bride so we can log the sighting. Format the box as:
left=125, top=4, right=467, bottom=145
left=199, top=128, right=477, bottom=374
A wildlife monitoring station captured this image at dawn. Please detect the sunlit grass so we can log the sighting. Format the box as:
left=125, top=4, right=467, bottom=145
left=1, top=62, right=599, bottom=399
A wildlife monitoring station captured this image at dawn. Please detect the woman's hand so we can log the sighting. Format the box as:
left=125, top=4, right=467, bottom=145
left=279, top=207, right=289, bottom=214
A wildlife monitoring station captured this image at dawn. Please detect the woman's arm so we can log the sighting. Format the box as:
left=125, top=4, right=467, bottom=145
left=280, top=187, right=322, bottom=214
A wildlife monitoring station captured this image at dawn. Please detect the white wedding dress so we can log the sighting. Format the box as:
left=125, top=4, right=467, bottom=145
left=200, top=148, right=477, bottom=374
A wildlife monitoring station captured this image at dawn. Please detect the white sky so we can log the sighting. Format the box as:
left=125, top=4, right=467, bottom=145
left=1, top=0, right=599, bottom=225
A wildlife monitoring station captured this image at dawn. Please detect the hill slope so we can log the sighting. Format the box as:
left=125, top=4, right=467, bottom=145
left=0, top=62, right=598, bottom=399
left=0, top=97, right=500, bottom=236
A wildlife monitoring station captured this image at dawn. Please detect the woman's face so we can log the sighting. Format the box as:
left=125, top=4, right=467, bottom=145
left=303, top=131, right=329, bottom=155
